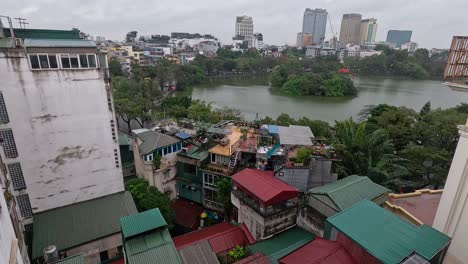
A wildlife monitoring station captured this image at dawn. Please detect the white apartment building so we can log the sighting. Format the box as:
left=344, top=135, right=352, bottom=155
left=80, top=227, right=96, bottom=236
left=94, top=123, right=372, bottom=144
left=360, top=18, right=378, bottom=45
left=235, top=16, right=254, bottom=48
left=433, top=36, right=468, bottom=264
left=401, top=41, right=419, bottom=53
left=253, top=33, right=264, bottom=50
left=0, top=30, right=124, bottom=220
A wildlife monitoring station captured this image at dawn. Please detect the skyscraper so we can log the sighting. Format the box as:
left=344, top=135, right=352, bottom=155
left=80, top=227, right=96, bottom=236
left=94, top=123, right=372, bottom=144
left=386, top=30, right=412, bottom=48
left=339, top=13, right=362, bottom=46
left=296, top=32, right=312, bottom=48
left=235, top=16, right=254, bottom=48
left=301, top=8, right=328, bottom=45
left=360, top=18, right=378, bottom=44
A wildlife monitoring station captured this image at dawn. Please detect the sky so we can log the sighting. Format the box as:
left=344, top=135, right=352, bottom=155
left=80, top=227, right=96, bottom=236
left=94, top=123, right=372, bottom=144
left=3, top=0, right=467, bottom=49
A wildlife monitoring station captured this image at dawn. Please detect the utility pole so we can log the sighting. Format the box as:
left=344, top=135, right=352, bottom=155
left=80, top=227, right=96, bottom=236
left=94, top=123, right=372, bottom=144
left=14, top=17, right=28, bottom=29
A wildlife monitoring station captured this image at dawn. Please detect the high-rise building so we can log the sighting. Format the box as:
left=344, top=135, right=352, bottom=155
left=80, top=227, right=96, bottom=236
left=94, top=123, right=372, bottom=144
left=339, top=13, right=362, bottom=46
left=386, top=30, right=412, bottom=48
left=95, top=36, right=105, bottom=42
left=0, top=28, right=125, bottom=217
left=301, top=8, right=328, bottom=45
left=253, top=33, right=264, bottom=50
left=125, top=31, right=137, bottom=43
left=296, top=32, right=312, bottom=48
left=235, top=16, right=254, bottom=48
left=359, top=18, right=377, bottom=44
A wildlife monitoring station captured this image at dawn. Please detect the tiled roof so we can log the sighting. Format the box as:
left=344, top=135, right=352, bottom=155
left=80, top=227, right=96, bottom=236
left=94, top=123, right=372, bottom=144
left=278, top=237, right=356, bottom=264
left=33, top=192, right=137, bottom=259
left=173, top=222, right=255, bottom=254
left=120, top=208, right=167, bottom=239
left=247, top=228, right=315, bottom=264
left=232, top=169, right=299, bottom=206
left=308, top=175, right=389, bottom=212
left=325, top=200, right=451, bottom=264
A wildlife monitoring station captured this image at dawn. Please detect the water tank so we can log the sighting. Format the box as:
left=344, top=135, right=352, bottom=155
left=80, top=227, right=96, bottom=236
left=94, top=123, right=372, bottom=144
left=43, top=245, right=59, bottom=263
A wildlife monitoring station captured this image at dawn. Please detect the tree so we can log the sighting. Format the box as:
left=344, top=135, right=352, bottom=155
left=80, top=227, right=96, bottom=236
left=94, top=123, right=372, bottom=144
left=215, top=178, right=232, bottom=221
left=108, top=58, right=124, bottom=77
left=295, top=147, right=312, bottom=163
left=276, top=113, right=294, bottom=126
left=420, top=101, right=431, bottom=116
left=227, top=246, right=246, bottom=262
left=125, top=179, right=176, bottom=228
left=153, top=154, right=161, bottom=169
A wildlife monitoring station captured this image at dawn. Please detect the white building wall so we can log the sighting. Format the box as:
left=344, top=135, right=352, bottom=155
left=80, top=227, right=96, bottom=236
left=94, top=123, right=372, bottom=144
left=0, top=191, right=24, bottom=264
left=0, top=50, right=124, bottom=213
left=433, top=120, right=468, bottom=264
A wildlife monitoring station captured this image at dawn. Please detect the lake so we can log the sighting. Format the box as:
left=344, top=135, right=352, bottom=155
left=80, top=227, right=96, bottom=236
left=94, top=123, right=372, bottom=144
left=178, top=76, right=468, bottom=123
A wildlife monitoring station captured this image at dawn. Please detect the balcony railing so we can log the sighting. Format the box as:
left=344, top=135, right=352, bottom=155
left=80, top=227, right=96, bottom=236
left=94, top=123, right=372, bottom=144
left=232, top=189, right=297, bottom=217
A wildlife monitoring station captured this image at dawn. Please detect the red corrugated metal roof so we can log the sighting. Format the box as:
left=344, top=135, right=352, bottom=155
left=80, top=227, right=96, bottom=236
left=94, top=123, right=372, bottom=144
left=234, top=253, right=271, bottom=264
left=173, top=222, right=255, bottom=254
left=278, top=237, right=356, bottom=264
left=232, top=169, right=299, bottom=206
left=171, top=199, right=204, bottom=229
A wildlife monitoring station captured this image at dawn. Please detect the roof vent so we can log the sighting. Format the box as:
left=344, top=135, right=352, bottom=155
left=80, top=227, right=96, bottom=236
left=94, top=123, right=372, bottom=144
left=43, top=245, right=59, bottom=263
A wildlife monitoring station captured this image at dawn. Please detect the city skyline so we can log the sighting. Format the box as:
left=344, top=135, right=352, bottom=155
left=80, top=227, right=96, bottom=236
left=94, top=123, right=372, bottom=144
left=3, top=0, right=468, bottom=49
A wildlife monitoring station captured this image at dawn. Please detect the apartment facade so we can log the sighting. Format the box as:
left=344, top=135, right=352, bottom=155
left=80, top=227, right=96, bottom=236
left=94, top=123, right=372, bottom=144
left=359, top=18, right=377, bottom=44
left=235, top=16, right=254, bottom=48
left=0, top=30, right=124, bottom=219
left=386, top=30, right=412, bottom=48
left=301, top=8, right=328, bottom=45
left=339, top=13, right=362, bottom=45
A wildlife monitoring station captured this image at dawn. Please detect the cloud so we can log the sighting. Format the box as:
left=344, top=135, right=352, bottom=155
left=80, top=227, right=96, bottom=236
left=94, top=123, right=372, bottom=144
left=2, top=0, right=467, bottom=48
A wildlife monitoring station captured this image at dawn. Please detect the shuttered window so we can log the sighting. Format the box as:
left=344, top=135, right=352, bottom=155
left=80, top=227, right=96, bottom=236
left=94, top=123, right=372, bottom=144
left=0, top=129, right=18, bottom=158
left=16, top=194, right=33, bottom=218
left=8, top=163, right=26, bottom=190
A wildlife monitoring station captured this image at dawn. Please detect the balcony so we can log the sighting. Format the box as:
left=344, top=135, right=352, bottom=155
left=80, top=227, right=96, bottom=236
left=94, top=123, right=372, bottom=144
left=201, top=163, right=234, bottom=176
left=232, top=189, right=298, bottom=217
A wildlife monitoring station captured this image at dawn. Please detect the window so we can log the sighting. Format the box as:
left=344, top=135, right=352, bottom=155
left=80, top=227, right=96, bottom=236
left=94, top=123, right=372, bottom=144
left=79, top=55, right=88, bottom=68
left=0, top=92, right=10, bottom=124
left=70, top=55, right=79, bottom=68
left=203, top=173, right=218, bottom=188
left=60, top=54, right=97, bottom=69
left=8, top=163, right=26, bottom=190
left=29, top=54, right=59, bottom=70
left=99, top=251, right=109, bottom=262
left=16, top=194, right=32, bottom=219
left=0, top=129, right=18, bottom=158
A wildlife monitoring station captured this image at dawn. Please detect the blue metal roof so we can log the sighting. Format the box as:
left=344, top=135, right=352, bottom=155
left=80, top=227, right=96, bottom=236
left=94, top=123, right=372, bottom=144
left=268, top=125, right=279, bottom=134
left=175, top=132, right=192, bottom=140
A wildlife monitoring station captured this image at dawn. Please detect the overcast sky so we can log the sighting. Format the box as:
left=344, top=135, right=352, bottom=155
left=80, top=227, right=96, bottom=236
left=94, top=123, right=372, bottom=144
left=3, top=0, right=467, bottom=48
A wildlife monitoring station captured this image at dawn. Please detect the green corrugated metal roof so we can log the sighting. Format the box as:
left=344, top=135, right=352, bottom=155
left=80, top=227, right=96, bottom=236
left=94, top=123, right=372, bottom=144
left=247, top=228, right=315, bottom=263
left=120, top=208, right=167, bottom=239
left=3, top=28, right=82, bottom=39
left=325, top=200, right=451, bottom=264
left=24, top=38, right=96, bottom=48
left=178, top=144, right=209, bottom=161
left=308, top=175, right=390, bottom=211
left=54, top=255, right=85, bottom=264
left=118, top=131, right=131, bottom=146
left=32, top=192, right=137, bottom=259
left=125, top=227, right=181, bottom=264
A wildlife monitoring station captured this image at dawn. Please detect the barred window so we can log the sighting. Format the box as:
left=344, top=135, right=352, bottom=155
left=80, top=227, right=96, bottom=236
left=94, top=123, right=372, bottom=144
left=24, top=223, right=33, bottom=232
left=8, top=163, right=26, bottom=190
left=0, top=129, right=18, bottom=158
left=0, top=92, right=9, bottom=124
left=16, top=194, right=32, bottom=219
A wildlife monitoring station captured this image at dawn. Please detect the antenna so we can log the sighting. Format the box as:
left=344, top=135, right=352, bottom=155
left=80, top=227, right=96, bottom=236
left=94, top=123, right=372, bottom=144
left=14, top=17, right=28, bottom=29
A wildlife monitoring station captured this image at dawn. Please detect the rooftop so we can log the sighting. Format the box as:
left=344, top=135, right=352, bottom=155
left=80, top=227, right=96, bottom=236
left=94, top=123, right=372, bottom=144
left=232, top=169, right=299, bottom=206
left=173, top=222, right=255, bottom=254
left=171, top=199, right=204, bottom=229
left=178, top=144, right=209, bottom=161
left=278, top=125, right=314, bottom=146
left=308, top=175, right=390, bottom=212
left=247, top=227, right=315, bottom=264
left=278, top=237, right=355, bottom=264
left=118, top=131, right=131, bottom=146
left=325, top=200, right=451, bottom=264
left=209, top=126, right=242, bottom=156
left=2, top=28, right=81, bottom=39
left=178, top=240, right=219, bottom=264
left=24, top=38, right=96, bottom=48
left=234, top=253, right=271, bottom=264
left=33, top=191, right=137, bottom=259
left=53, top=255, right=85, bottom=264
left=122, top=209, right=181, bottom=264
left=133, top=129, right=180, bottom=155
left=385, top=189, right=443, bottom=226
left=120, top=208, right=167, bottom=239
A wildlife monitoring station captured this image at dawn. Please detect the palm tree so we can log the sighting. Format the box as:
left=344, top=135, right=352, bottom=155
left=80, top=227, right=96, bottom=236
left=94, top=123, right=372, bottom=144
left=334, top=118, right=408, bottom=184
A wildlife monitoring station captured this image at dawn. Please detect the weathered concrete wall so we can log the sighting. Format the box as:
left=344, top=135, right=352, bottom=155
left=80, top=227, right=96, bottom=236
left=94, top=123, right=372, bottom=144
left=0, top=50, right=124, bottom=213
left=296, top=206, right=326, bottom=236
left=234, top=194, right=297, bottom=240
left=66, top=233, right=122, bottom=264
